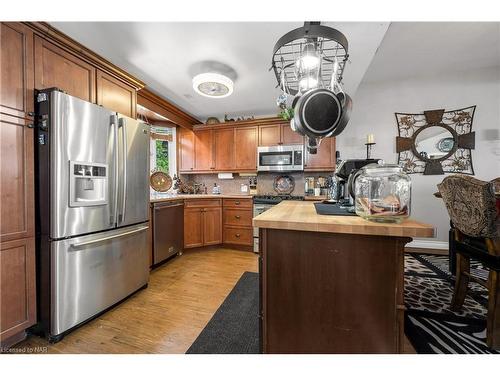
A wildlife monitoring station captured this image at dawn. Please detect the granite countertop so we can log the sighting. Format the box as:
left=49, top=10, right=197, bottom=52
left=252, top=201, right=434, bottom=238
left=150, top=194, right=253, bottom=203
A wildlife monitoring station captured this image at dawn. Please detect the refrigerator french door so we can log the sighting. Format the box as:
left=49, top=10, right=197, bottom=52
left=35, top=89, right=150, bottom=342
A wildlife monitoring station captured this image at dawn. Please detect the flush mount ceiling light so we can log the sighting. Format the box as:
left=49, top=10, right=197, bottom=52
left=192, top=73, right=234, bottom=98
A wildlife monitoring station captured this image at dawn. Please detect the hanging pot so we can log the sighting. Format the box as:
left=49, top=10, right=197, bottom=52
left=293, top=88, right=343, bottom=138
left=327, top=91, right=352, bottom=137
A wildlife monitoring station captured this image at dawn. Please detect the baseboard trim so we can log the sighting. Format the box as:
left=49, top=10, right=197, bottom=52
left=405, top=240, right=449, bottom=250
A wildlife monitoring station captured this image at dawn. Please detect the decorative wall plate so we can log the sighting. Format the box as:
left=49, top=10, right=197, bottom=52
left=273, top=175, right=295, bottom=195
left=395, top=106, right=476, bottom=175
left=150, top=171, right=172, bottom=192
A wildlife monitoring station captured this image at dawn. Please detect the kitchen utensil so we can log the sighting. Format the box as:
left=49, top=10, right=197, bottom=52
left=150, top=171, right=173, bottom=192
left=273, top=175, right=295, bottom=195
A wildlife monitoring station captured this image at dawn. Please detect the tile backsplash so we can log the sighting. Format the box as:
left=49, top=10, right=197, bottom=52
left=182, top=172, right=332, bottom=195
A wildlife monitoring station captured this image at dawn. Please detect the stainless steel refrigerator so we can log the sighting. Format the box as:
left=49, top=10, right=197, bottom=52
left=34, top=89, right=150, bottom=342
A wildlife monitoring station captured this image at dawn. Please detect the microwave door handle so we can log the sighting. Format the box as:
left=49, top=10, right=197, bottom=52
left=111, top=115, right=119, bottom=226
left=119, top=117, right=127, bottom=223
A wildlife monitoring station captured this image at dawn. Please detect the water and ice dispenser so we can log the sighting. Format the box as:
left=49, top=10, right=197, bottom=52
left=69, top=161, right=108, bottom=207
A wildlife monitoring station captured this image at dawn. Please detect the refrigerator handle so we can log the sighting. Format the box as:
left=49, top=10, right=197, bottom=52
left=118, top=117, right=128, bottom=223
left=111, top=115, right=119, bottom=226
left=70, top=225, right=149, bottom=249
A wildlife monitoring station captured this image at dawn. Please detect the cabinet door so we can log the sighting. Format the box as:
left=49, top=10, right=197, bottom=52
left=214, top=128, right=235, bottom=171
left=281, top=123, right=303, bottom=145
left=96, top=70, right=137, bottom=118
left=259, top=124, right=281, bottom=146
left=34, top=36, right=96, bottom=103
left=304, top=137, right=336, bottom=171
left=235, top=127, right=258, bottom=170
left=0, top=23, right=34, bottom=119
left=178, top=128, right=195, bottom=172
left=194, top=129, right=214, bottom=171
left=203, top=207, right=222, bottom=246
left=183, top=208, right=203, bottom=248
left=0, top=237, right=36, bottom=343
left=0, top=115, right=34, bottom=243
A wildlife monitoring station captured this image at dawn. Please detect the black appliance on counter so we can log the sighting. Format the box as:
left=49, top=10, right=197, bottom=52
left=335, top=158, right=381, bottom=202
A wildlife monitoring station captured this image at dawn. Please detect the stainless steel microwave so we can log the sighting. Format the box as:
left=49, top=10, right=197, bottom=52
left=257, top=145, right=304, bottom=172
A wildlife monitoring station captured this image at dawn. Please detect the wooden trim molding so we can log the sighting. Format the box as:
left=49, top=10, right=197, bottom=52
left=138, top=88, right=200, bottom=130
left=23, top=22, right=145, bottom=90
left=193, top=117, right=287, bottom=131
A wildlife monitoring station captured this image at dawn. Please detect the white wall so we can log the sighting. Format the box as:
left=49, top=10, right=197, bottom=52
left=337, top=66, right=500, bottom=246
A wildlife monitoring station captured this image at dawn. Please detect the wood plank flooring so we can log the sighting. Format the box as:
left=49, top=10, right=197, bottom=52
left=16, top=248, right=415, bottom=354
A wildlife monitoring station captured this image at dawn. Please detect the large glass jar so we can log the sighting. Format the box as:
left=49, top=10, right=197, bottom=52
left=354, top=164, right=411, bottom=223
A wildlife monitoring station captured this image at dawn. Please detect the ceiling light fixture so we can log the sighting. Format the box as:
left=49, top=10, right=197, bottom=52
left=192, top=73, right=234, bottom=98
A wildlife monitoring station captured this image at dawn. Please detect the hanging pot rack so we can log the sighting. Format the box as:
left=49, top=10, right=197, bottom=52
left=271, top=22, right=349, bottom=96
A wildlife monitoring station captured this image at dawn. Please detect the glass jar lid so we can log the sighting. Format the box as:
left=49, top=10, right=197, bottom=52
left=362, top=163, right=403, bottom=174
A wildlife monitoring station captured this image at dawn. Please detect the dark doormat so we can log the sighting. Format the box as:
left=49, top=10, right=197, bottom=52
left=186, top=272, right=260, bottom=354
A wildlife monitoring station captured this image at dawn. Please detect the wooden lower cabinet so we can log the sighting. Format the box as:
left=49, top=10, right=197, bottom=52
left=183, top=208, right=204, bottom=248
left=202, top=207, right=222, bottom=246
left=0, top=237, right=36, bottom=346
left=183, top=200, right=222, bottom=248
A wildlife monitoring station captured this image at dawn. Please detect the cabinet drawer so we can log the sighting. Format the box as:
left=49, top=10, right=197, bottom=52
left=184, top=199, right=221, bottom=208
left=223, top=208, right=253, bottom=227
left=223, top=198, right=253, bottom=208
left=223, top=227, right=253, bottom=246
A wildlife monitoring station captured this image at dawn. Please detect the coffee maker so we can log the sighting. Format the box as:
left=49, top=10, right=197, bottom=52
left=333, top=158, right=381, bottom=205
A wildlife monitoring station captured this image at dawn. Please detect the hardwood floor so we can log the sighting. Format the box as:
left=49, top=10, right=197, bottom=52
left=15, top=248, right=415, bottom=354
left=17, top=248, right=258, bottom=354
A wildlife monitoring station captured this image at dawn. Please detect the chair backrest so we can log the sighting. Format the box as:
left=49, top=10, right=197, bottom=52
left=437, top=175, right=499, bottom=238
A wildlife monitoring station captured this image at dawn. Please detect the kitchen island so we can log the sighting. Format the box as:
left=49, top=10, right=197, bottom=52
left=253, top=201, right=434, bottom=354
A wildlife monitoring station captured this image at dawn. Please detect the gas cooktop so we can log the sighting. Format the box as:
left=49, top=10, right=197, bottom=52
left=253, top=195, right=305, bottom=205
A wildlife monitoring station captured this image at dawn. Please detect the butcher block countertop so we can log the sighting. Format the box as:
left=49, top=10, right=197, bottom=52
left=253, top=201, right=434, bottom=238
left=150, top=194, right=253, bottom=203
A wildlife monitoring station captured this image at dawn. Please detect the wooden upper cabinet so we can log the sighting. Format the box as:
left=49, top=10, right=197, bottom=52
left=194, top=129, right=214, bottom=171
left=214, top=128, right=235, bottom=171
left=259, top=124, right=282, bottom=146
left=178, top=128, right=195, bottom=172
left=0, top=23, right=34, bottom=119
left=0, top=237, right=36, bottom=343
left=235, top=127, right=258, bottom=170
left=304, top=137, right=336, bottom=171
left=0, top=115, right=34, bottom=243
left=34, top=35, right=96, bottom=103
left=96, top=70, right=137, bottom=118
left=281, top=123, right=304, bottom=144
left=258, top=123, right=303, bottom=146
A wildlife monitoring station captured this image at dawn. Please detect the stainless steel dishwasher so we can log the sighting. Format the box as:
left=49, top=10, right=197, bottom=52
left=152, top=200, right=184, bottom=266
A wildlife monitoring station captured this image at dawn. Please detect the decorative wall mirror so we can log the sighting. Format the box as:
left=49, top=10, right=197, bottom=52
left=395, top=106, right=476, bottom=175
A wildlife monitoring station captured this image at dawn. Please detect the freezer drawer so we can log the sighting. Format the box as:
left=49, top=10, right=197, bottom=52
left=50, top=223, right=149, bottom=336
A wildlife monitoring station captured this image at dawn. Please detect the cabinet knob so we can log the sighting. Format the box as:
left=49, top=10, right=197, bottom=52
left=235, top=233, right=241, bottom=238
left=235, top=215, right=241, bottom=219
left=27, top=112, right=35, bottom=117
left=235, top=201, right=240, bottom=205
left=27, top=123, right=34, bottom=128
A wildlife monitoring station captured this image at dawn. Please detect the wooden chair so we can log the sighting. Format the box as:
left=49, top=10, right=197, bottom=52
left=438, top=175, right=500, bottom=349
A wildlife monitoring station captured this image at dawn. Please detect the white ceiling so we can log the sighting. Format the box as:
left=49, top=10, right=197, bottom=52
left=50, top=22, right=389, bottom=121
left=362, top=22, right=500, bottom=83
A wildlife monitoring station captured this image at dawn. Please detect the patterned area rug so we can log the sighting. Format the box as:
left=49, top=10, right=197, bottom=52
left=404, top=253, right=498, bottom=354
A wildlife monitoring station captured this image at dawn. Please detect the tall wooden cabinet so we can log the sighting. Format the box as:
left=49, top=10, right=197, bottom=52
left=0, top=23, right=37, bottom=347
left=1, top=21, right=146, bottom=348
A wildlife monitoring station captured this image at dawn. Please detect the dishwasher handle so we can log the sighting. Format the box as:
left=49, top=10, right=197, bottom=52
left=154, top=202, right=184, bottom=210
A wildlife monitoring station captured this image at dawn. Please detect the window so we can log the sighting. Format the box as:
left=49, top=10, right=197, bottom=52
left=150, top=126, right=177, bottom=191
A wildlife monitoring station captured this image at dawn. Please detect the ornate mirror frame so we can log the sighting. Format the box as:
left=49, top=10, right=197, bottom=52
left=395, top=107, right=476, bottom=175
